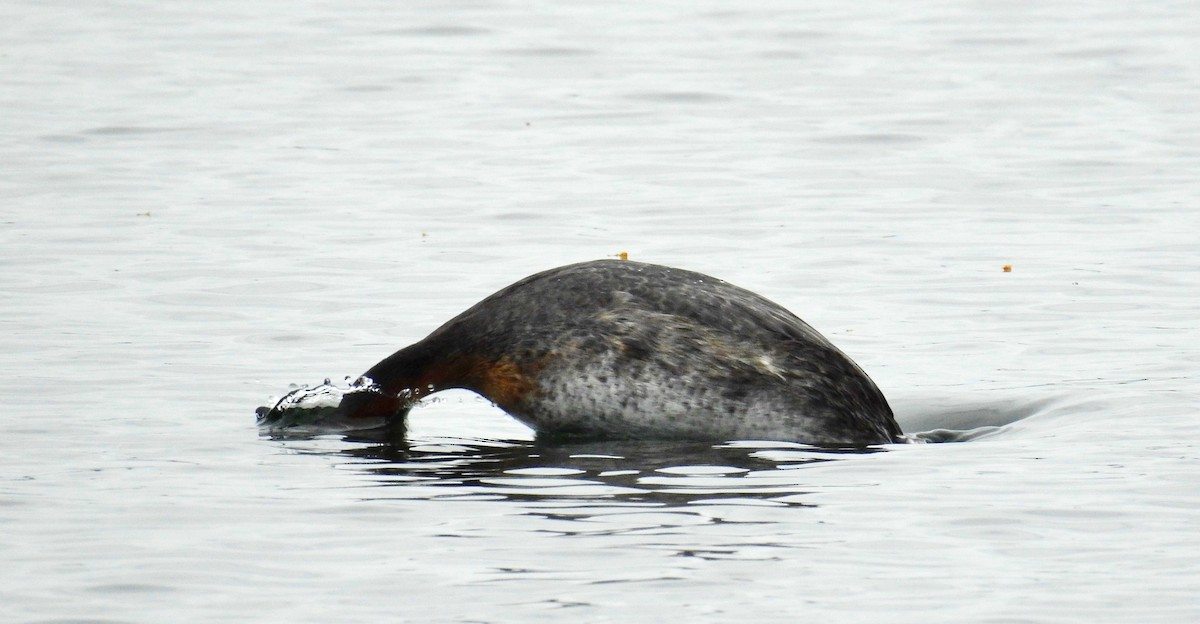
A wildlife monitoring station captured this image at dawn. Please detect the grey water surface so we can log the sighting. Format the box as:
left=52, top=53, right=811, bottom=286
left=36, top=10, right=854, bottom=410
left=3, top=1, right=1198, bottom=622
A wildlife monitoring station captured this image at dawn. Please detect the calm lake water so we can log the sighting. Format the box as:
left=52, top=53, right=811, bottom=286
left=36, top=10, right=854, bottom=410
left=3, top=1, right=1198, bottom=622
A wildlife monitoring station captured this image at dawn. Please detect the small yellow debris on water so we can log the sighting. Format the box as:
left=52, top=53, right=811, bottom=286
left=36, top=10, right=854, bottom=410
left=1002, top=264, right=1012, bottom=272
left=618, top=251, right=629, bottom=261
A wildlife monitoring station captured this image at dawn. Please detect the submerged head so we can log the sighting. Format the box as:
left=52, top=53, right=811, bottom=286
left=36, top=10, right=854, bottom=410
left=256, top=378, right=408, bottom=433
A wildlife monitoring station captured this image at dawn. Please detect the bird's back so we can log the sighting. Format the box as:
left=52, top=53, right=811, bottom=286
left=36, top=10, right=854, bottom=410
left=418, top=260, right=899, bottom=445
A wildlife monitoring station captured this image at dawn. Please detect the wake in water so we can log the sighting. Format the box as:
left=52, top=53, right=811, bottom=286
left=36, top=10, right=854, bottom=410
left=892, top=394, right=1059, bottom=443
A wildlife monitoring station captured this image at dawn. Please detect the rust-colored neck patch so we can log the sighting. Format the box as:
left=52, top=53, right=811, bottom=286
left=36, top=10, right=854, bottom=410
left=466, top=355, right=540, bottom=410
left=379, top=353, right=544, bottom=411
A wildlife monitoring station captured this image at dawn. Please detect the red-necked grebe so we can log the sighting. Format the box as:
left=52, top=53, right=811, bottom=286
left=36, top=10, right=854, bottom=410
left=257, top=259, right=902, bottom=446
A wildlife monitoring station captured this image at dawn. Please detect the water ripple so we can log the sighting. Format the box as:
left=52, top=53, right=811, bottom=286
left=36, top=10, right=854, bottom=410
left=280, top=436, right=874, bottom=512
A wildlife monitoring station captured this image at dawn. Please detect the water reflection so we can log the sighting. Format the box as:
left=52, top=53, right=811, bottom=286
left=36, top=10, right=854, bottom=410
left=261, top=393, right=1052, bottom=520
left=275, top=429, right=888, bottom=510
